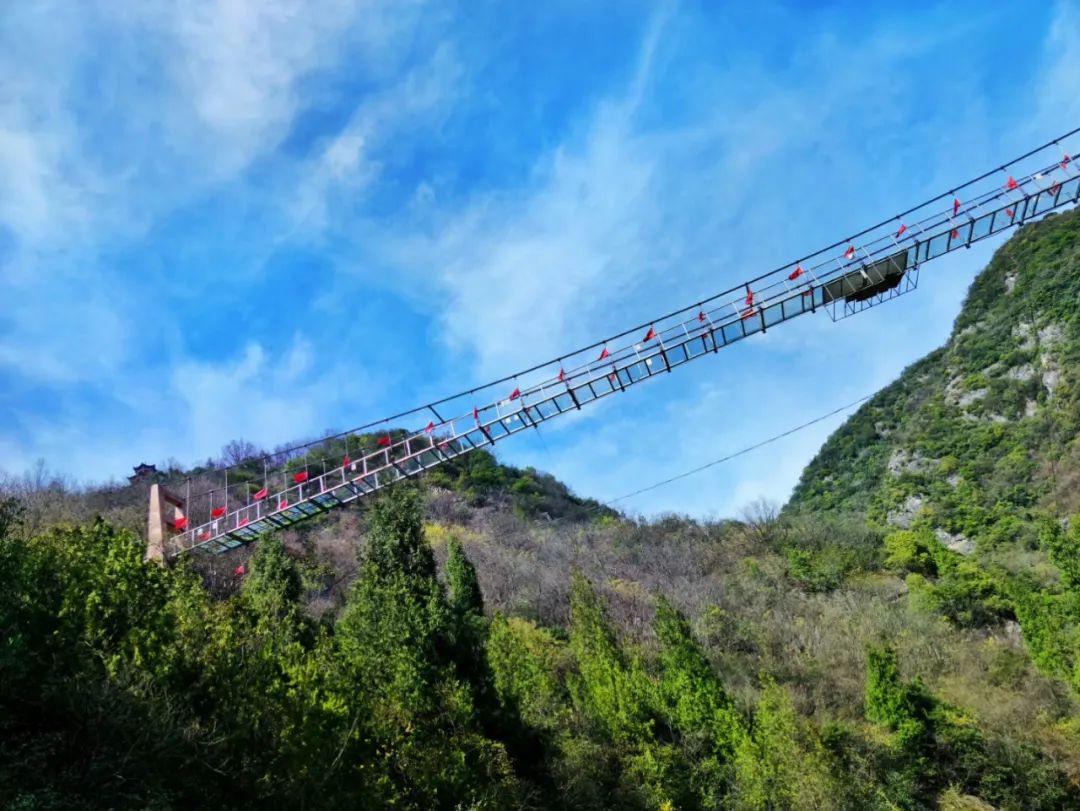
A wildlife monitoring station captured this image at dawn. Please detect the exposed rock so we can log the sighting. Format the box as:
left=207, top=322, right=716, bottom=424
left=957, top=388, right=988, bottom=407
left=945, top=374, right=990, bottom=409
left=946, top=473, right=962, bottom=487
left=1033, top=323, right=1066, bottom=399
left=1024, top=398, right=1038, bottom=417
left=1002, top=620, right=1023, bottom=648
left=1006, top=363, right=1036, bottom=382
left=936, top=528, right=974, bottom=556
left=887, top=449, right=937, bottom=477
left=1004, top=271, right=1018, bottom=293
left=1043, top=368, right=1061, bottom=396
left=887, top=495, right=924, bottom=528
left=1037, top=322, right=1064, bottom=347
left=944, top=375, right=962, bottom=404
left=1013, top=320, right=1035, bottom=350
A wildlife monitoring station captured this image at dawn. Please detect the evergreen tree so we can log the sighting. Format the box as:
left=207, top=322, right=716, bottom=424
left=446, top=534, right=484, bottom=619
left=1038, top=515, right=1080, bottom=589
left=241, top=535, right=303, bottom=622
left=569, top=573, right=692, bottom=808
left=332, top=486, right=517, bottom=807
left=653, top=595, right=745, bottom=760
left=865, top=645, right=934, bottom=749
left=444, top=534, right=498, bottom=719
left=733, top=681, right=838, bottom=810
left=568, top=570, right=655, bottom=744
left=363, top=484, right=438, bottom=584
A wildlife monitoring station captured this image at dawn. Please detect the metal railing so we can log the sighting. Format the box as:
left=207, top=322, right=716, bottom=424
left=171, top=135, right=1080, bottom=556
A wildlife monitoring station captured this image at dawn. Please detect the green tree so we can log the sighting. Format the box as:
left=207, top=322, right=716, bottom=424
left=865, top=645, right=934, bottom=749
left=331, top=486, right=517, bottom=807
left=241, top=535, right=304, bottom=622
left=568, top=571, right=655, bottom=745
left=446, top=534, right=484, bottom=619
left=732, top=681, right=838, bottom=810
left=1039, top=515, right=1080, bottom=588
left=653, top=595, right=745, bottom=760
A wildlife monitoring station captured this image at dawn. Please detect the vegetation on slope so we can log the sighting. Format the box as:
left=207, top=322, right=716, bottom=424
left=3, top=486, right=1078, bottom=809
left=4, top=207, right=1080, bottom=807
left=791, top=207, right=1080, bottom=531
left=789, top=206, right=1080, bottom=698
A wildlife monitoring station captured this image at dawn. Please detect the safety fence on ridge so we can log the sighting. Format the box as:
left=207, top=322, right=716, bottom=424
left=160, top=127, right=1080, bottom=558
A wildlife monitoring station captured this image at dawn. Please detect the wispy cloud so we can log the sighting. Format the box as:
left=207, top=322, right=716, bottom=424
left=1, top=1, right=1076, bottom=516
left=1035, top=1, right=1080, bottom=132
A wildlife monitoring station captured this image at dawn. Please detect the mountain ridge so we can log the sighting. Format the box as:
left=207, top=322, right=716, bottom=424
left=790, top=207, right=1080, bottom=559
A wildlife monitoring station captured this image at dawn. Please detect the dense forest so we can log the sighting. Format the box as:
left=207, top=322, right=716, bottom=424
left=3, top=208, right=1080, bottom=808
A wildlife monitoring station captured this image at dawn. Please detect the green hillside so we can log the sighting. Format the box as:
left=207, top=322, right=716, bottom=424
left=5, top=211, right=1080, bottom=808
left=791, top=207, right=1080, bottom=555
left=790, top=206, right=1080, bottom=703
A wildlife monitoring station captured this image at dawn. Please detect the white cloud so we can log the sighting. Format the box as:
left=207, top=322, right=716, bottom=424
left=1035, top=1, right=1080, bottom=132
left=171, top=339, right=314, bottom=459
left=285, top=42, right=462, bottom=240
left=0, top=0, right=430, bottom=254
left=0, top=128, right=88, bottom=247
left=361, top=8, right=996, bottom=391
left=158, top=0, right=386, bottom=175
left=0, top=262, right=133, bottom=383
left=3, top=1, right=1076, bottom=511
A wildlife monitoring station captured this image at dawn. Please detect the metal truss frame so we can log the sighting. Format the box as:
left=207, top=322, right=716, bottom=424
left=172, top=156, right=1080, bottom=557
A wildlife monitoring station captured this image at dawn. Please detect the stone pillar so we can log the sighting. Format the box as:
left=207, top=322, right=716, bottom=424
left=146, top=483, right=184, bottom=566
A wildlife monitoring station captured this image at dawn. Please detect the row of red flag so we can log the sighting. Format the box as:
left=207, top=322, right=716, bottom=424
left=188, top=164, right=1077, bottom=537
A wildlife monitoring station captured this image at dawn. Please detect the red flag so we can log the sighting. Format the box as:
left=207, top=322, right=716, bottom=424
left=950, top=228, right=959, bottom=240
left=235, top=564, right=246, bottom=577
left=1050, top=182, right=1061, bottom=197
left=643, top=326, right=657, bottom=342
left=278, top=498, right=288, bottom=510
left=377, top=435, right=392, bottom=448
left=199, top=530, right=211, bottom=541
left=439, top=441, right=450, bottom=451
left=788, top=265, right=804, bottom=281
left=211, top=506, right=226, bottom=519
left=896, top=223, right=907, bottom=238
left=1006, top=175, right=1018, bottom=190
left=844, top=245, right=856, bottom=260
left=293, top=470, right=309, bottom=484
left=741, top=307, right=757, bottom=321
left=953, top=197, right=961, bottom=216
left=425, top=421, right=435, bottom=434
left=558, top=367, right=566, bottom=382
left=473, top=406, right=480, bottom=423
left=253, top=487, right=268, bottom=501
left=173, top=516, right=188, bottom=530
left=598, top=347, right=611, bottom=361
left=1005, top=207, right=1015, bottom=218
left=238, top=517, right=250, bottom=528
left=1063, top=154, right=1072, bottom=170
left=698, top=310, right=706, bottom=323
left=744, top=289, right=754, bottom=307
left=608, top=372, right=618, bottom=385
left=342, top=454, right=351, bottom=468
left=509, top=387, right=521, bottom=400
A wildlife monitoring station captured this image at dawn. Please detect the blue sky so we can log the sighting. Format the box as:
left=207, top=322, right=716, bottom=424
left=2, top=1, right=1080, bottom=517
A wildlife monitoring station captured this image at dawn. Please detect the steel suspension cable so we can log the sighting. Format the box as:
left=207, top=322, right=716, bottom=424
left=183, top=125, right=1080, bottom=499
left=603, top=394, right=872, bottom=506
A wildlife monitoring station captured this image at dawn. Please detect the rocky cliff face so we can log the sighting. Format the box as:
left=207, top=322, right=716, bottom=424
left=790, top=207, right=1080, bottom=571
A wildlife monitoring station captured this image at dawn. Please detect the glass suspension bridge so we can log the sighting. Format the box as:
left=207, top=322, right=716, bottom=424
left=149, top=127, right=1080, bottom=562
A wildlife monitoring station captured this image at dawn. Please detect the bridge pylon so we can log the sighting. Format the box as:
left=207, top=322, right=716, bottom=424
left=146, top=483, right=185, bottom=565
